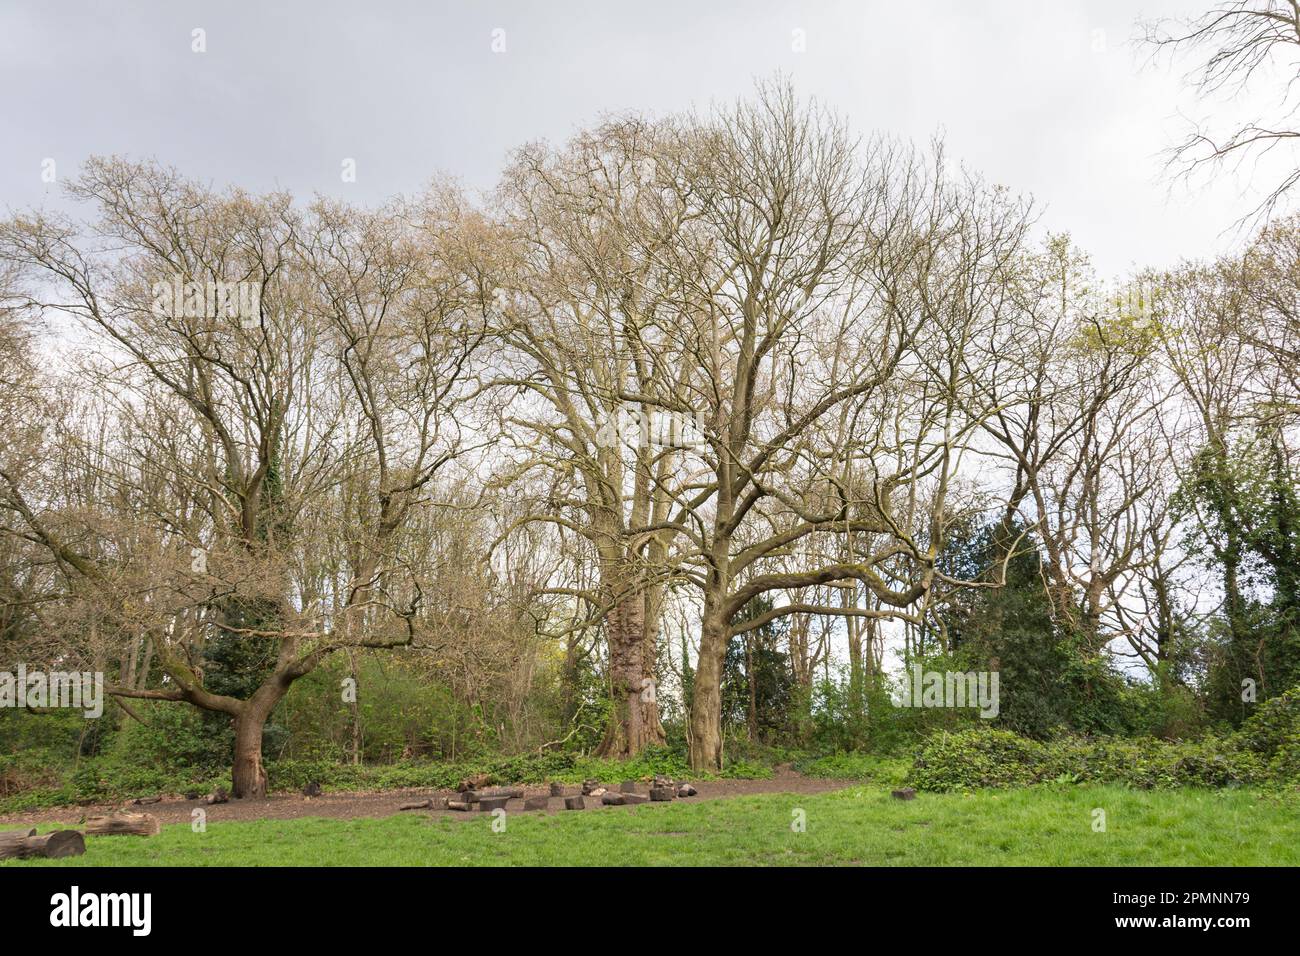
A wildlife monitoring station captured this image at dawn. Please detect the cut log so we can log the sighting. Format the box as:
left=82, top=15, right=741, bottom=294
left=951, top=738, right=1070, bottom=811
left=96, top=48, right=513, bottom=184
left=564, top=795, right=585, bottom=810
left=0, top=829, right=37, bottom=859
left=649, top=787, right=675, bottom=802
left=601, top=792, right=626, bottom=806
left=84, top=812, right=161, bottom=837
left=0, top=829, right=85, bottom=860
left=464, top=787, right=522, bottom=804
left=399, top=799, right=434, bottom=811
left=478, top=796, right=509, bottom=813
left=619, top=780, right=640, bottom=793
left=481, top=787, right=524, bottom=800
left=523, top=795, right=550, bottom=811
left=623, top=793, right=649, bottom=805
left=130, top=795, right=163, bottom=806
left=581, top=779, right=601, bottom=795
left=205, top=787, right=229, bottom=805
left=676, top=784, right=697, bottom=797
left=549, top=782, right=565, bottom=797
left=447, top=800, right=472, bottom=812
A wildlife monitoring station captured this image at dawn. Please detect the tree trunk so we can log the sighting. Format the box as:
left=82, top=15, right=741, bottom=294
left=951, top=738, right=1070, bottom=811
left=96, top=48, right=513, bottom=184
left=689, top=599, right=728, bottom=771
left=596, top=592, right=665, bottom=757
left=745, top=634, right=758, bottom=742
left=232, top=707, right=270, bottom=799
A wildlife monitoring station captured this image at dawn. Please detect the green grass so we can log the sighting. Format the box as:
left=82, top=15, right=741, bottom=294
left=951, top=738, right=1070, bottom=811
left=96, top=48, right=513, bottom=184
left=4, top=784, right=1296, bottom=866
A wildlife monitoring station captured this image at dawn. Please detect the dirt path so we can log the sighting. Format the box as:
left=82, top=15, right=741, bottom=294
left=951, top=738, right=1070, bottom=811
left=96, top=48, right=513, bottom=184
left=0, top=768, right=852, bottom=827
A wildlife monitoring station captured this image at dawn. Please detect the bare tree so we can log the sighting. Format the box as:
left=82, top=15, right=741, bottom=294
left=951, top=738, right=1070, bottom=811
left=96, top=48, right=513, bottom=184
left=1144, top=0, right=1300, bottom=221
left=0, top=160, right=485, bottom=796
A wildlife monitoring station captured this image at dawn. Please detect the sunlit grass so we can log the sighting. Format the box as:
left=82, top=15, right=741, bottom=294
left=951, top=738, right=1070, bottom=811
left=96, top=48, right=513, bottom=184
left=4, top=784, right=1295, bottom=866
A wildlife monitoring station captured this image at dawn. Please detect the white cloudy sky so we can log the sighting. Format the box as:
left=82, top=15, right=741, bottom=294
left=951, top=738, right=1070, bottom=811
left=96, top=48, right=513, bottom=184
left=0, top=0, right=1286, bottom=278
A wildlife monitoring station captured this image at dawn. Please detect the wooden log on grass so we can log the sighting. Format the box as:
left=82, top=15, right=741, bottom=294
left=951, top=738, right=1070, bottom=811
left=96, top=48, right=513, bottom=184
left=84, top=812, right=161, bottom=837
left=0, top=829, right=86, bottom=860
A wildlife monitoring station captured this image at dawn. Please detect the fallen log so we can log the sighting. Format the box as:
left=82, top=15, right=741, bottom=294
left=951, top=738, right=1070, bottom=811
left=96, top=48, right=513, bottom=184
left=0, top=829, right=86, bottom=860
left=464, top=787, right=523, bottom=804
left=399, top=799, right=434, bottom=811
left=0, top=829, right=36, bottom=858
left=84, top=812, right=160, bottom=837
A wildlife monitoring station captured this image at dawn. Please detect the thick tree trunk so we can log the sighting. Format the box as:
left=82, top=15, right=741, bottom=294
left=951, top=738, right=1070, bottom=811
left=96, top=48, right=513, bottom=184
left=688, top=600, right=729, bottom=771
left=231, top=709, right=268, bottom=799
left=597, top=592, right=665, bottom=757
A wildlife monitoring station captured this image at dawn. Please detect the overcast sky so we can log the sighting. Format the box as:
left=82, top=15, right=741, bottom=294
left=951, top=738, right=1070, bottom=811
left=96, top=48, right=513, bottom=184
left=0, top=0, right=1278, bottom=278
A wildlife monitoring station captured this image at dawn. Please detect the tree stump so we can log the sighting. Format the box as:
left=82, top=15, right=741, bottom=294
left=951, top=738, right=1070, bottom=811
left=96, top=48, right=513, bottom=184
left=0, top=829, right=85, bottom=860
left=564, top=795, right=585, bottom=810
left=619, top=780, right=639, bottom=793
left=549, top=782, right=565, bottom=797
left=84, top=812, right=161, bottom=837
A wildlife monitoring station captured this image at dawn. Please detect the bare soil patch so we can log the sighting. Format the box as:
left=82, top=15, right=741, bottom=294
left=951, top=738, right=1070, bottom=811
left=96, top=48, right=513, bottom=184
left=0, top=767, right=850, bottom=827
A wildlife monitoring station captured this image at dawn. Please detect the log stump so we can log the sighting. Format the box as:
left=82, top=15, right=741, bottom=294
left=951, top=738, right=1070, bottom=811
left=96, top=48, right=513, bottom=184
left=84, top=812, right=161, bottom=837
left=0, top=829, right=86, bottom=860
left=564, top=795, right=585, bottom=810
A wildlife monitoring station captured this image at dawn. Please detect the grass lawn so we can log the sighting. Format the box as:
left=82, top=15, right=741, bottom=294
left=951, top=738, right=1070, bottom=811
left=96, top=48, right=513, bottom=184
left=3, top=784, right=1296, bottom=866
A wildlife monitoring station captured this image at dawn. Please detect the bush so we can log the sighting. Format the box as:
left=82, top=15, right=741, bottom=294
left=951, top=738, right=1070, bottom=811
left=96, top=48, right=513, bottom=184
left=909, top=729, right=1049, bottom=791
left=907, top=727, right=1269, bottom=793
left=1237, top=686, right=1300, bottom=759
